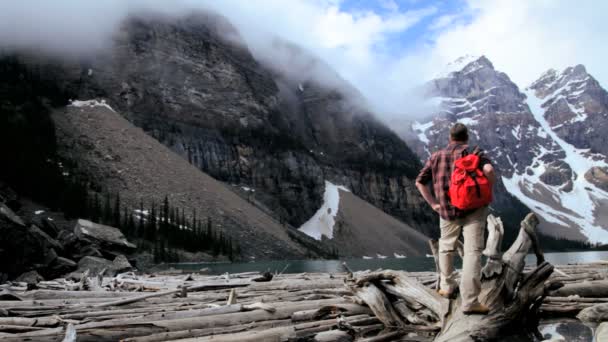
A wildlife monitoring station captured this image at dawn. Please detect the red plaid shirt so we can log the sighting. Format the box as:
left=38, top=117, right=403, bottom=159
left=416, top=142, right=491, bottom=221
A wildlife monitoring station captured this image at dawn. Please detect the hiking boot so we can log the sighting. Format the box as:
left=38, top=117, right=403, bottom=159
left=462, top=303, right=490, bottom=315
left=437, top=289, right=455, bottom=299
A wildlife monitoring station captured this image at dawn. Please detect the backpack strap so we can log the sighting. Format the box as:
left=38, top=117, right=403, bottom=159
left=448, top=143, right=468, bottom=175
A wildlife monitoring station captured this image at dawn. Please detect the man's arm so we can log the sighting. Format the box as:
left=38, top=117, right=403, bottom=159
left=483, top=163, right=496, bottom=185
left=416, top=181, right=441, bottom=212
left=415, top=155, right=441, bottom=212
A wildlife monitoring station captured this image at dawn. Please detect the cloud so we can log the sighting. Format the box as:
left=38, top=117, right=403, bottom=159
left=427, top=0, right=608, bottom=89
left=0, top=0, right=606, bottom=123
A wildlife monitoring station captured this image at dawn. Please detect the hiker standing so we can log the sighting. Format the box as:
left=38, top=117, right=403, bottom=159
left=415, top=123, right=496, bottom=314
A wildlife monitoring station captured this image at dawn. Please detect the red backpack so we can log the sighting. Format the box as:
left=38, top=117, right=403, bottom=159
left=448, top=150, right=492, bottom=210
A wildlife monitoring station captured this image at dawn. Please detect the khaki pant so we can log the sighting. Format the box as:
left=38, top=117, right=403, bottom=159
left=438, top=207, right=488, bottom=310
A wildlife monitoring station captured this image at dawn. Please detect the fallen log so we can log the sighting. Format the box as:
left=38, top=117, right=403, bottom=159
left=549, top=280, right=608, bottom=298
left=348, top=212, right=558, bottom=342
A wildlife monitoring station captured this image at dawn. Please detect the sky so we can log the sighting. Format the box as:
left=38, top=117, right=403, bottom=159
left=1, top=0, right=607, bottom=120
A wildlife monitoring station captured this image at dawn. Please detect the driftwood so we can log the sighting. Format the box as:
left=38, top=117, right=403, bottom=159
left=347, top=213, right=562, bottom=342
left=0, top=219, right=606, bottom=341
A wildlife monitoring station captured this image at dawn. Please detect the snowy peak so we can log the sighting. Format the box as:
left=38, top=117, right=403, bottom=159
left=528, top=65, right=608, bottom=157
left=436, top=55, right=494, bottom=78
left=529, top=64, right=592, bottom=100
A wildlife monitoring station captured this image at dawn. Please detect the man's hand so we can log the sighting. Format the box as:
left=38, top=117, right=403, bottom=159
left=416, top=181, right=441, bottom=213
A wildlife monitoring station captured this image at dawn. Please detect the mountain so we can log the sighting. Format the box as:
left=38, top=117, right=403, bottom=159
left=0, top=11, right=435, bottom=259
left=402, top=55, right=608, bottom=243
left=53, top=100, right=312, bottom=260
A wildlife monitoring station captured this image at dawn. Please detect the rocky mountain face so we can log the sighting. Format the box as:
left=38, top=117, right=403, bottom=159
left=0, top=10, right=436, bottom=260
left=530, top=65, right=608, bottom=155
left=53, top=100, right=313, bottom=260
left=403, top=56, right=608, bottom=243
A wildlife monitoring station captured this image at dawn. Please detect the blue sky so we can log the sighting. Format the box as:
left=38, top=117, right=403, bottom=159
left=335, top=0, right=474, bottom=56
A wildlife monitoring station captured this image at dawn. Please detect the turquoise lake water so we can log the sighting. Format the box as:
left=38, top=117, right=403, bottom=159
left=169, top=250, right=608, bottom=275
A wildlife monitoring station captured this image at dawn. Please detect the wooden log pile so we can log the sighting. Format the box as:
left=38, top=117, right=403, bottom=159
left=0, top=215, right=606, bottom=341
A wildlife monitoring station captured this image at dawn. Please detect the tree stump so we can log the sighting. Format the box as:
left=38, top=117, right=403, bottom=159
left=346, top=213, right=561, bottom=342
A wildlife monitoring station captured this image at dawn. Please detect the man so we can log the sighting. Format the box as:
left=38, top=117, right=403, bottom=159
left=415, top=123, right=496, bottom=315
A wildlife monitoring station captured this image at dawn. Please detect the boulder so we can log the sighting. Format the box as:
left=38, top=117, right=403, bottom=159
left=72, top=245, right=104, bottom=260
left=112, top=255, right=134, bottom=274
left=0, top=214, right=57, bottom=277
left=29, top=225, right=63, bottom=253
left=15, top=270, right=44, bottom=286
left=0, top=203, right=25, bottom=227
left=49, top=257, right=77, bottom=278
left=31, top=216, right=59, bottom=238
left=73, top=219, right=136, bottom=252
left=77, top=256, right=114, bottom=276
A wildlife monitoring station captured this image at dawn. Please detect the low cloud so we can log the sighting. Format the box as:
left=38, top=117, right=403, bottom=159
left=1, top=0, right=606, bottom=124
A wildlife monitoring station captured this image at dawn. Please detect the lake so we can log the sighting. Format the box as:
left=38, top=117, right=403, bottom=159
left=169, top=250, right=608, bottom=275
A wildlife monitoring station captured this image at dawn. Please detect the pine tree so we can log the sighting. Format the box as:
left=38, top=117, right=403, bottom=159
left=92, top=193, right=101, bottom=222
left=122, top=206, right=130, bottom=236
left=147, top=202, right=157, bottom=242
left=103, top=193, right=112, bottom=225
left=113, top=193, right=121, bottom=228
left=162, top=195, right=170, bottom=237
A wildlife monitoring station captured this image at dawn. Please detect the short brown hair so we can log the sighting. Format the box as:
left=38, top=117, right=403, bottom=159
left=450, top=123, right=468, bottom=142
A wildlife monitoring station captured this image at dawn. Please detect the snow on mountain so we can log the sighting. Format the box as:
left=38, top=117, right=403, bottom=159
left=435, top=54, right=481, bottom=78
left=298, top=181, right=350, bottom=240
left=503, top=87, right=608, bottom=242
left=401, top=55, right=608, bottom=243
left=69, top=99, right=115, bottom=112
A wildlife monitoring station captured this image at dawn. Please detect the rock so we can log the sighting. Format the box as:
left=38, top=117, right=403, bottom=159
left=77, top=256, right=113, bottom=276
left=112, top=255, right=134, bottom=273
left=0, top=203, right=25, bottom=227
left=585, top=166, right=608, bottom=192
left=0, top=183, right=20, bottom=211
left=49, top=257, right=77, bottom=278
left=31, top=216, right=59, bottom=238
left=29, top=225, right=63, bottom=253
left=43, top=248, right=58, bottom=266
left=72, top=245, right=104, bottom=260
left=15, top=270, right=43, bottom=286
left=0, top=215, right=58, bottom=277
left=73, top=219, right=136, bottom=252
left=577, top=302, right=608, bottom=323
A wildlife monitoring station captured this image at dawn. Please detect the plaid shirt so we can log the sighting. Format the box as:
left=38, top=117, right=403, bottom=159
left=416, top=142, right=491, bottom=221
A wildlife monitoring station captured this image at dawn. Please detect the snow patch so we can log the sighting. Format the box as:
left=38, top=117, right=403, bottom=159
left=394, top=253, right=406, bottom=259
left=362, top=256, right=373, bottom=260
left=458, top=117, right=479, bottom=126
left=298, top=181, right=350, bottom=240
left=34, top=210, right=45, bottom=215
left=69, top=99, right=115, bottom=112
left=412, top=121, right=433, bottom=144
left=436, top=55, right=480, bottom=78
left=376, top=254, right=387, bottom=259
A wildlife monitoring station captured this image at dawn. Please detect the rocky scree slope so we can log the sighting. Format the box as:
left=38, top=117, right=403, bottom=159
left=53, top=100, right=312, bottom=260
left=403, top=56, right=608, bottom=243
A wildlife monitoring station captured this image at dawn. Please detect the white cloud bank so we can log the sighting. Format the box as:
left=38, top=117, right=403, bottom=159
left=0, top=0, right=606, bottom=119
